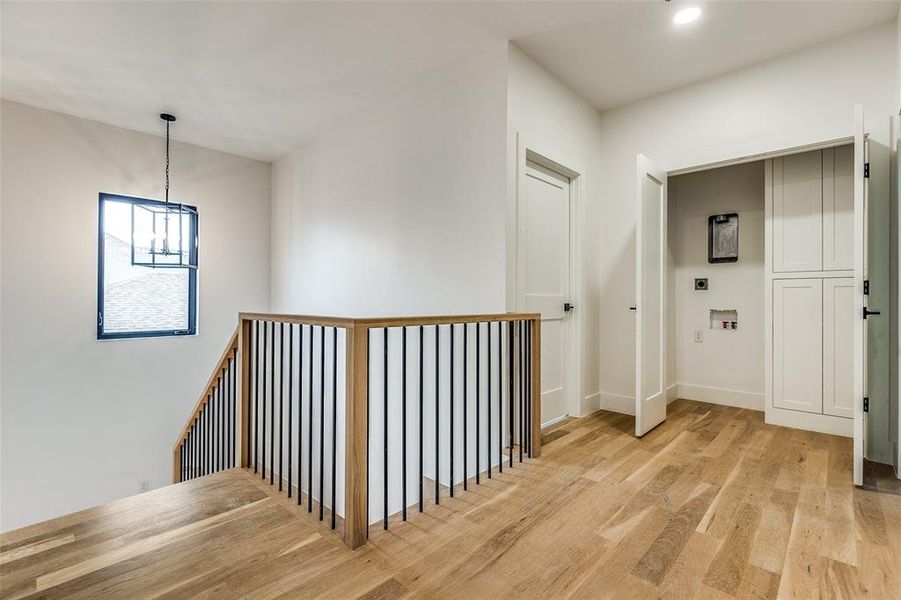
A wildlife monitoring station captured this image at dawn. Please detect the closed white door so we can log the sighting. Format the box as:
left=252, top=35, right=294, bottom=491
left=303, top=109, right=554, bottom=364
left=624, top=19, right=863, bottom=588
left=823, top=278, right=854, bottom=418
left=772, top=278, right=823, bottom=414
left=823, top=146, right=854, bottom=271
left=852, top=104, right=868, bottom=486
left=772, top=151, right=823, bottom=272
left=521, top=161, right=571, bottom=425
left=635, top=154, right=667, bottom=437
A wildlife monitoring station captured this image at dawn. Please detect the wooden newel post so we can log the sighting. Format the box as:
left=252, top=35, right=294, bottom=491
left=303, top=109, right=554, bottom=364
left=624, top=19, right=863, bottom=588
left=172, top=447, right=181, bottom=484
left=239, top=318, right=252, bottom=469
left=530, top=317, right=541, bottom=458
left=344, top=324, right=369, bottom=549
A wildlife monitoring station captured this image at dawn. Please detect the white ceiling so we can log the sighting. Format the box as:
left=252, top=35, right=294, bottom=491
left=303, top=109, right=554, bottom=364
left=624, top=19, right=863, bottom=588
left=513, top=1, right=899, bottom=111
left=2, top=1, right=898, bottom=161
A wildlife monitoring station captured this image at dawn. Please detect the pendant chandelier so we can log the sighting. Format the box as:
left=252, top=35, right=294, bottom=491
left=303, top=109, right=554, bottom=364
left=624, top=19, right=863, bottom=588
left=130, top=113, right=198, bottom=269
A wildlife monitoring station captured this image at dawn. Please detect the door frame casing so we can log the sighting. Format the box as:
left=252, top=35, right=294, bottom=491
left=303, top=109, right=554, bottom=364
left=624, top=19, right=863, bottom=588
left=661, top=121, right=866, bottom=483
left=512, top=133, right=584, bottom=423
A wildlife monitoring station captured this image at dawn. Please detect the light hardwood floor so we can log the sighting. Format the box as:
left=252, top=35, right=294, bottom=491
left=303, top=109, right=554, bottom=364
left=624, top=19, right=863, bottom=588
left=2, top=399, right=900, bottom=599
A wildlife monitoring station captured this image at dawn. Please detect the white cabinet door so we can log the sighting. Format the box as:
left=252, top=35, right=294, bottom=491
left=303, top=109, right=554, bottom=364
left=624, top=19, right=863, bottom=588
left=823, top=146, right=854, bottom=271
left=823, top=278, right=854, bottom=418
left=773, top=278, right=823, bottom=414
left=772, top=151, right=823, bottom=272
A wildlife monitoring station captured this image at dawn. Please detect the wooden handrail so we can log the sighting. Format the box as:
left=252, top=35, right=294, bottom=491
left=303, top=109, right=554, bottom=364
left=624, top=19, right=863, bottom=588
left=238, top=312, right=539, bottom=329
left=174, top=311, right=541, bottom=550
left=171, top=326, right=239, bottom=482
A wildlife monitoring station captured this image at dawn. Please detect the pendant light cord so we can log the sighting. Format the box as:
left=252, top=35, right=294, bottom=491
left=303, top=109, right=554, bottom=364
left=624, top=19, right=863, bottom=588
left=165, top=120, right=170, bottom=204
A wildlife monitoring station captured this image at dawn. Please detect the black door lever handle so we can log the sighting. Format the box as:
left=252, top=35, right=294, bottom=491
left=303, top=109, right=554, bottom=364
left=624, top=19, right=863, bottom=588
left=863, top=307, right=881, bottom=319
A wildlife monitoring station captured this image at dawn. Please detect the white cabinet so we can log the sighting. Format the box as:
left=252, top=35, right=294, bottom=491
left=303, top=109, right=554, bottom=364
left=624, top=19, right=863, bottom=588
left=771, top=148, right=853, bottom=273
left=823, top=278, right=854, bottom=418
left=772, top=151, right=822, bottom=272
left=772, top=279, right=823, bottom=414
left=822, top=146, right=854, bottom=271
left=765, top=146, right=855, bottom=436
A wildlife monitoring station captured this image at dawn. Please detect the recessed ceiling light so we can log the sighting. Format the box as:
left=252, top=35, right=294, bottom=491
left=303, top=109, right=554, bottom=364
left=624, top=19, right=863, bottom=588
left=673, top=6, right=702, bottom=25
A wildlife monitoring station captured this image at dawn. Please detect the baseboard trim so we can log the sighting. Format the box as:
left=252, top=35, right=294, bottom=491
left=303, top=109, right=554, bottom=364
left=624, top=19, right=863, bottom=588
left=598, top=391, right=634, bottom=415
left=542, top=413, right=570, bottom=428
left=765, top=406, right=852, bottom=437
left=677, top=383, right=764, bottom=412
left=598, top=383, right=762, bottom=416
left=666, top=383, right=679, bottom=404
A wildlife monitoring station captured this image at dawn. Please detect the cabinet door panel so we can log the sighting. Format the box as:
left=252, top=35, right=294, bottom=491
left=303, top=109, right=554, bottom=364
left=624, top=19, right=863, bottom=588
left=823, top=146, right=854, bottom=271
left=773, top=278, right=823, bottom=413
left=823, top=278, right=854, bottom=418
left=773, top=151, right=823, bottom=272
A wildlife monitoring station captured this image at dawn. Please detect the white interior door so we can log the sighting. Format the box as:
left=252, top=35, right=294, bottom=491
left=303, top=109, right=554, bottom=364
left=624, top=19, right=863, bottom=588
left=521, top=161, right=571, bottom=425
left=852, top=104, right=868, bottom=486
left=635, top=154, right=667, bottom=437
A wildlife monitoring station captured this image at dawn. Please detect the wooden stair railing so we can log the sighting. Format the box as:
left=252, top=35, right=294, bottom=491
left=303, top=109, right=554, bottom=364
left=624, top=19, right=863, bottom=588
left=173, top=312, right=541, bottom=550
left=172, top=327, right=240, bottom=484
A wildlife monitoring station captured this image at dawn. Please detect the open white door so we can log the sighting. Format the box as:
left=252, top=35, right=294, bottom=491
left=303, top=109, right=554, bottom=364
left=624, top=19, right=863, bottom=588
left=635, top=154, right=667, bottom=437
left=852, top=104, right=868, bottom=486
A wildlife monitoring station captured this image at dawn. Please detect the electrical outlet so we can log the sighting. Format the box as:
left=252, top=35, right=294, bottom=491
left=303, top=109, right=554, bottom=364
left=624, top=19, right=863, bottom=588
left=692, top=329, right=703, bottom=343
left=139, top=480, right=150, bottom=494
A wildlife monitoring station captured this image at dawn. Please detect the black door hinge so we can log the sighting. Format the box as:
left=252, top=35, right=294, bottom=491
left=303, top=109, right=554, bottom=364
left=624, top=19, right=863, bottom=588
left=864, top=162, right=870, bottom=178
left=864, top=280, right=869, bottom=295
left=863, top=397, right=869, bottom=412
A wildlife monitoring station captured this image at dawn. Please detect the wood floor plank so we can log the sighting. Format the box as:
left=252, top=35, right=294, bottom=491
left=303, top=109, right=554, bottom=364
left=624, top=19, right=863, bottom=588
left=3, top=400, right=900, bottom=600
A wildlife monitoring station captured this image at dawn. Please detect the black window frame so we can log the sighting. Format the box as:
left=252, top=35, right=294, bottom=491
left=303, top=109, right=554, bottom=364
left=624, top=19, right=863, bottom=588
left=97, top=192, right=198, bottom=340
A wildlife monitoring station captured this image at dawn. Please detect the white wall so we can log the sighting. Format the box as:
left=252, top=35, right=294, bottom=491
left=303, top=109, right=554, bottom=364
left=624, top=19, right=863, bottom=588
left=0, top=101, right=271, bottom=531
left=269, top=44, right=509, bottom=523
left=270, top=44, right=509, bottom=316
left=597, top=22, right=897, bottom=433
left=668, top=162, right=765, bottom=410
left=506, top=45, right=603, bottom=416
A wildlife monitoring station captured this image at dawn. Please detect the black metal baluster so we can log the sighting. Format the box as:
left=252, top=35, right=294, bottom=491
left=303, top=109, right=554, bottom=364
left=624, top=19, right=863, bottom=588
left=192, top=420, right=197, bottom=479
left=418, top=325, right=423, bottom=513
left=279, top=323, right=285, bottom=490
left=229, top=348, right=238, bottom=468
left=319, top=326, right=325, bottom=521
left=476, top=323, right=480, bottom=485
left=497, top=323, right=503, bottom=473
left=366, top=329, right=371, bottom=536
left=487, top=321, right=492, bottom=479
left=463, top=323, right=468, bottom=490
left=213, top=386, right=218, bottom=473
left=331, top=326, right=338, bottom=530
left=519, top=321, right=523, bottom=463
left=402, top=326, right=407, bottom=520
left=508, top=321, right=514, bottom=468
left=449, top=323, right=454, bottom=497
left=186, top=430, right=191, bottom=480
left=262, top=322, right=268, bottom=479
left=217, top=376, right=222, bottom=472
left=270, top=322, right=276, bottom=485
left=308, top=325, right=314, bottom=513
left=199, top=404, right=203, bottom=476
left=218, top=375, right=223, bottom=471
left=434, top=324, right=439, bottom=505
left=297, top=324, right=304, bottom=505
left=219, top=378, right=224, bottom=471
left=526, top=321, right=530, bottom=458
left=287, top=325, right=294, bottom=498
left=383, top=327, right=388, bottom=530
left=252, top=321, right=259, bottom=473
left=202, top=402, right=207, bottom=475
